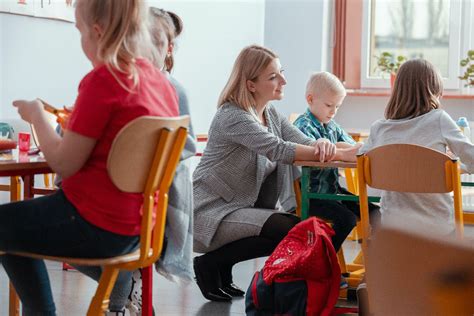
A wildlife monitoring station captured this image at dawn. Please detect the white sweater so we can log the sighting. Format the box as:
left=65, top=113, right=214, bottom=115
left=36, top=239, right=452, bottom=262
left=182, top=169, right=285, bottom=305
left=360, top=109, right=474, bottom=232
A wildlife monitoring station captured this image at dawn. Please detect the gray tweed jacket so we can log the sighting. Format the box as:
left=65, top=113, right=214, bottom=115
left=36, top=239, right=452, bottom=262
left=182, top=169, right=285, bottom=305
left=193, top=102, right=314, bottom=247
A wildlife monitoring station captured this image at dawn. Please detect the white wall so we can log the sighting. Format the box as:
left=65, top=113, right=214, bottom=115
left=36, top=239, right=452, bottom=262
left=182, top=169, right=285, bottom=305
left=148, top=0, right=265, bottom=134
left=0, top=13, right=91, bottom=119
left=0, top=1, right=266, bottom=135
left=264, top=0, right=331, bottom=119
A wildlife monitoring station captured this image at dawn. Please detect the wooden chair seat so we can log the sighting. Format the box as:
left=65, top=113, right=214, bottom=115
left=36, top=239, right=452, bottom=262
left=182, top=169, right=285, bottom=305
left=10, top=248, right=151, bottom=267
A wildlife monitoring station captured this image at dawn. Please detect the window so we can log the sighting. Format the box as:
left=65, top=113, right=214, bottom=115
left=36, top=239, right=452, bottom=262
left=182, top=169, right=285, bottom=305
left=359, top=0, right=471, bottom=89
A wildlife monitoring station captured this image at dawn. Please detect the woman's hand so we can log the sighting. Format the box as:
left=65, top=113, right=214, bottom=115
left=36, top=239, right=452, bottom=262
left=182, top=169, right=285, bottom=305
left=12, top=99, right=46, bottom=125
left=314, top=138, right=336, bottom=162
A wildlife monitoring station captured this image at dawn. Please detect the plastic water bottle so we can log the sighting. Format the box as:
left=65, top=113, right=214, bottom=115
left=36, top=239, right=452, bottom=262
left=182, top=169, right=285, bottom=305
left=456, top=117, right=471, bottom=140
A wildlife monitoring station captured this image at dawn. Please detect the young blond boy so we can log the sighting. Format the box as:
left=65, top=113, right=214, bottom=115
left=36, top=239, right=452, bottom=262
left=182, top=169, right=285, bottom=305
left=294, top=72, right=380, bottom=258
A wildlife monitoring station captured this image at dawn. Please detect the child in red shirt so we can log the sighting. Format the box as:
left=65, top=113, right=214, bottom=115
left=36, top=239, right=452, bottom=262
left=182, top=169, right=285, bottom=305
left=3, top=0, right=178, bottom=314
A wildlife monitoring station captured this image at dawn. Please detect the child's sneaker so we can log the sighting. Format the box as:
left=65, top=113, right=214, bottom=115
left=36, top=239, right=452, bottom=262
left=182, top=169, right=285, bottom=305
left=126, top=269, right=142, bottom=316
left=340, top=276, right=349, bottom=289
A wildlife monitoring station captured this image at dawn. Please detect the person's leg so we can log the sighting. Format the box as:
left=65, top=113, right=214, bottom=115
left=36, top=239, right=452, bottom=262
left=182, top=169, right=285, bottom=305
left=1, top=255, right=55, bottom=316
left=0, top=190, right=138, bottom=314
left=309, top=199, right=357, bottom=251
left=195, top=213, right=299, bottom=300
left=217, top=212, right=300, bottom=284
left=72, top=265, right=132, bottom=312
left=338, top=187, right=381, bottom=229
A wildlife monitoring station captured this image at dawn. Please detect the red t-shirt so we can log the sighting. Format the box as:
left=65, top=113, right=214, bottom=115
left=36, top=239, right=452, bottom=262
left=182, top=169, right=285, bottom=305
left=62, top=59, right=179, bottom=236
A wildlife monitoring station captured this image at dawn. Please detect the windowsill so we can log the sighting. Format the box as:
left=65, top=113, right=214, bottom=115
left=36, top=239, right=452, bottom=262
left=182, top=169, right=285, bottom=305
left=347, top=89, right=474, bottom=100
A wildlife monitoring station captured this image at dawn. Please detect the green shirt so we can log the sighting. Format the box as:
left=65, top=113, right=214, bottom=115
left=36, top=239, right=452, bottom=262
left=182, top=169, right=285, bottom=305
left=293, top=109, right=355, bottom=194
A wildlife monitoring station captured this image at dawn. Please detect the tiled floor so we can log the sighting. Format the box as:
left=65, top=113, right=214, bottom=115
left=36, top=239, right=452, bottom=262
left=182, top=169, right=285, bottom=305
left=0, top=226, right=472, bottom=315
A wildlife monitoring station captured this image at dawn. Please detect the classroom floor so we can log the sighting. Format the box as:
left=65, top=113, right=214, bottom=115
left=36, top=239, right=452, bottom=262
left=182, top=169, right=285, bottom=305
left=0, top=239, right=362, bottom=316
left=0, top=226, right=472, bottom=316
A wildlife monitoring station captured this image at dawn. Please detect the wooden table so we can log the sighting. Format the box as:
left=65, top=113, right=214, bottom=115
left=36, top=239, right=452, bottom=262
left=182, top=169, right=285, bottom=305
left=0, top=149, right=52, bottom=316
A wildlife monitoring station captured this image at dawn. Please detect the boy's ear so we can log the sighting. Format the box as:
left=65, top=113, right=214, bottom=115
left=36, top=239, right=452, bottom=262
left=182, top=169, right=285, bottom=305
left=306, top=94, right=313, bottom=104
left=246, top=80, right=256, bottom=93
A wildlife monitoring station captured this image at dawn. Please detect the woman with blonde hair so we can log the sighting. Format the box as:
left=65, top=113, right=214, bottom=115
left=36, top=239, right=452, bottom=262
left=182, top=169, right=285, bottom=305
left=193, top=45, right=360, bottom=301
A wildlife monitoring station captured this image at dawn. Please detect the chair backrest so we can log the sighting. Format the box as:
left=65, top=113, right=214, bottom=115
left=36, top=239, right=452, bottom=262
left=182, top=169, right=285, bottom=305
left=360, top=144, right=457, bottom=193
left=357, top=143, right=464, bottom=256
left=107, top=115, right=189, bottom=264
left=367, top=224, right=474, bottom=315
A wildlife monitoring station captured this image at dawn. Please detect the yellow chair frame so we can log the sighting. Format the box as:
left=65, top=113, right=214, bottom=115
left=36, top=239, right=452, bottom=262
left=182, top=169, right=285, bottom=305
left=8, top=116, right=189, bottom=315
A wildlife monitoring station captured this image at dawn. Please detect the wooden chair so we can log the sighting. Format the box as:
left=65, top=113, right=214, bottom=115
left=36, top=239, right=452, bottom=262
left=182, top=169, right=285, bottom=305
left=8, top=116, right=189, bottom=315
left=367, top=223, right=474, bottom=315
left=357, top=143, right=464, bottom=313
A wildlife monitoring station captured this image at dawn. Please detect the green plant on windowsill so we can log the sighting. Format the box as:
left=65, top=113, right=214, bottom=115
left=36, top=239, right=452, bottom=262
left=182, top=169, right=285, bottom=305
left=459, top=50, right=474, bottom=87
left=374, top=52, right=407, bottom=87
left=374, top=52, right=407, bottom=76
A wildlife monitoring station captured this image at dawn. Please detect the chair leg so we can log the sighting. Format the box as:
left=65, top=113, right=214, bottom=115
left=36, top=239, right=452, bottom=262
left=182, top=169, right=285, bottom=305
left=337, top=249, right=348, bottom=275
left=9, top=283, right=20, bottom=316
left=142, top=266, right=153, bottom=316
left=87, top=266, right=119, bottom=316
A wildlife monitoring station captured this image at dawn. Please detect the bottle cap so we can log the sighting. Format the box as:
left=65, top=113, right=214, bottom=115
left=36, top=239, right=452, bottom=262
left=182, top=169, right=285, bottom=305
left=457, top=117, right=469, bottom=127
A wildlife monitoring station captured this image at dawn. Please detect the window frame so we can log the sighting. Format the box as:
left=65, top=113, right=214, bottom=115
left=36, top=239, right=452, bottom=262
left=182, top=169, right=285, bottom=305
left=359, top=0, right=464, bottom=90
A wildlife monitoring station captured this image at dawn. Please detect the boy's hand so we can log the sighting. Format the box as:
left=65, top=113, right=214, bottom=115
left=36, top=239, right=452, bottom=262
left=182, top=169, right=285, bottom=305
left=314, top=138, right=336, bottom=162
left=337, top=143, right=363, bottom=162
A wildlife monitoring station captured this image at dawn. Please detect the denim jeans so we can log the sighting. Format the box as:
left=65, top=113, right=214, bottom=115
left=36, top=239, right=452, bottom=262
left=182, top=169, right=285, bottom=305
left=0, top=190, right=139, bottom=316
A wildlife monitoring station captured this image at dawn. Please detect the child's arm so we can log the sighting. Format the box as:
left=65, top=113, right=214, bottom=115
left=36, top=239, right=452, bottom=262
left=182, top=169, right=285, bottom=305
left=295, top=141, right=361, bottom=162
left=13, top=99, right=96, bottom=178
left=440, top=111, right=474, bottom=173
left=336, top=142, right=355, bottom=149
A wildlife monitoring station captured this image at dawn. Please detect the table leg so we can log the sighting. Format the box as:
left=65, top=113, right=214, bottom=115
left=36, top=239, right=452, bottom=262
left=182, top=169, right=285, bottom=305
left=9, top=177, right=21, bottom=316
left=22, top=175, right=34, bottom=200
left=301, top=167, right=310, bottom=219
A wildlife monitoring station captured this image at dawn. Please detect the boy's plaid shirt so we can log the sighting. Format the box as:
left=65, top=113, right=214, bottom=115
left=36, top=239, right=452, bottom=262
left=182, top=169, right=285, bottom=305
left=293, top=109, right=355, bottom=194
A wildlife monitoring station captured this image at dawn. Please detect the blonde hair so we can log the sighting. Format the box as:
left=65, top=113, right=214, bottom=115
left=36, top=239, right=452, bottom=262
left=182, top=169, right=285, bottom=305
left=385, top=59, right=443, bottom=120
left=149, top=7, right=183, bottom=72
left=75, top=0, right=157, bottom=90
left=218, top=45, right=278, bottom=113
left=305, top=71, right=346, bottom=97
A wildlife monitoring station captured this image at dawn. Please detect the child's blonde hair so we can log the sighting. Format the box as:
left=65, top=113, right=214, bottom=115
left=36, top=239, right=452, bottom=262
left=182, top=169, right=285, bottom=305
left=305, top=71, right=346, bottom=98
left=75, top=0, right=157, bottom=89
left=385, top=59, right=443, bottom=120
left=218, top=45, right=278, bottom=113
left=149, top=7, right=183, bottom=72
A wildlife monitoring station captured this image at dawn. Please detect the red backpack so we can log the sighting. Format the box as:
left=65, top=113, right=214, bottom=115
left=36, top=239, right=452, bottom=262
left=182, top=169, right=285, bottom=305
left=245, top=217, right=341, bottom=316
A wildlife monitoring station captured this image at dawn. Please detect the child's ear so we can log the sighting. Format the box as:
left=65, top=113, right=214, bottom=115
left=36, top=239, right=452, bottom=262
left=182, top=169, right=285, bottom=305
left=306, top=94, right=313, bottom=104
left=92, top=24, right=104, bottom=39
left=246, top=80, right=256, bottom=93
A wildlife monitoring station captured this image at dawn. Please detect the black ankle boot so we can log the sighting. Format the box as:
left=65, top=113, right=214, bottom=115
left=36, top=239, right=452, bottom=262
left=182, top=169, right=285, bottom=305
left=221, top=283, right=245, bottom=297
left=218, top=265, right=245, bottom=297
left=194, top=256, right=232, bottom=302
